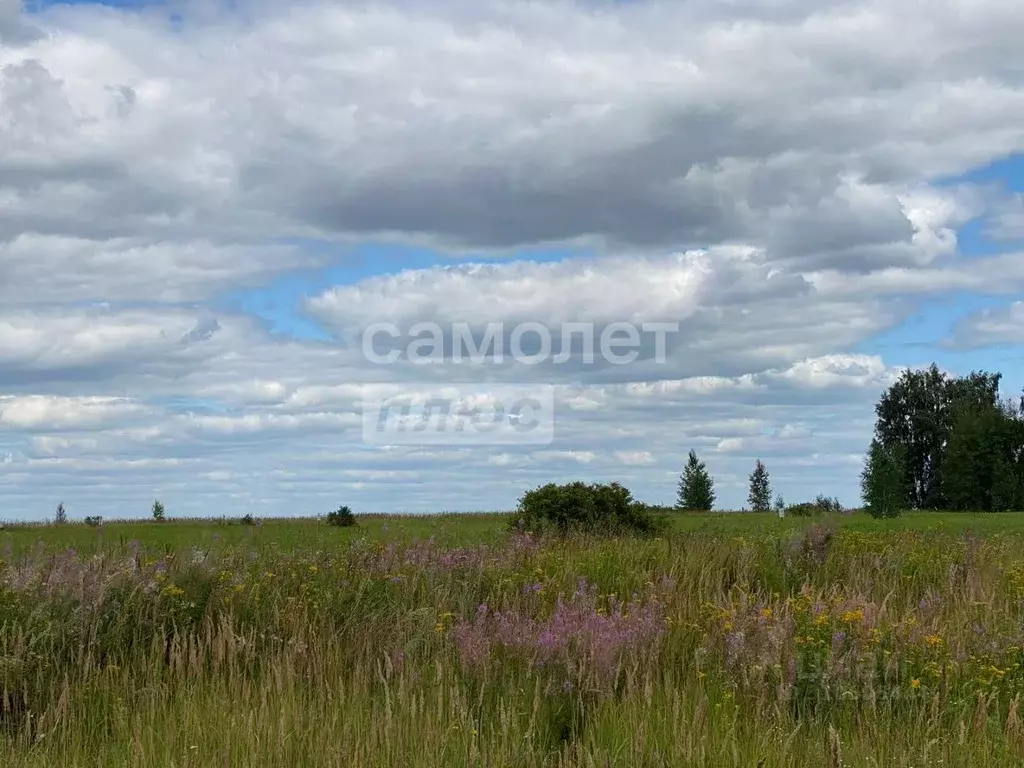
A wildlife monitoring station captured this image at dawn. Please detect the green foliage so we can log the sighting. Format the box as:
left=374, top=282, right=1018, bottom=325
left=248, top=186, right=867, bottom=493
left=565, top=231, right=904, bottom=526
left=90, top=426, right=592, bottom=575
left=784, top=495, right=845, bottom=518
left=747, top=459, right=772, bottom=512
left=941, top=399, right=1024, bottom=512
left=83, top=515, right=102, bottom=528
left=991, top=454, right=1022, bottom=512
left=151, top=499, right=166, bottom=522
left=54, top=503, right=67, bottom=525
left=861, top=439, right=907, bottom=518
left=813, top=494, right=844, bottom=514
left=240, top=513, right=257, bottom=526
left=677, top=450, right=715, bottom=511
left=509, top=481, right=667, bottom=536
left=784, top=502, right=822, bottom=518
left=872, top=364, right=1007, bottom=509
left=631, top=502, right=679, bottom=516
left=326, top=505, right=357, bottom=527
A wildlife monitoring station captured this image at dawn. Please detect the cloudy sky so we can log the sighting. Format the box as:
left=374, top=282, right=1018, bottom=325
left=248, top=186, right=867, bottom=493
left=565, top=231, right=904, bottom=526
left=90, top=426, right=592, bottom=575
left=2, top=0, right=1023, bottom=520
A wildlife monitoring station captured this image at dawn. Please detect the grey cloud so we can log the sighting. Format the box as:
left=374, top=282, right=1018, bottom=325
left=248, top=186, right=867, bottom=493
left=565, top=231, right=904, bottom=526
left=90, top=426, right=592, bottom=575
left=181, top=317, right=221, bottom=345
left=988, top=194, right=1024, bottom=241
left=947, top=301, right=1024, bottom=348
left=0, top=0, right=36, bottom=43
left=307, top=248, right=903, bottom=381
left=0, top=235, right=322, bottom=304
left=1, top=1, right=1021, bottom=267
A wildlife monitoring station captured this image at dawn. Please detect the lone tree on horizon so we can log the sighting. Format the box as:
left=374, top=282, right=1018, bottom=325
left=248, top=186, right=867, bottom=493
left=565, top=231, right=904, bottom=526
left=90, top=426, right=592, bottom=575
left=677, top=450, right=715, bottom=511
left=747, top=459, right=772, bottom=512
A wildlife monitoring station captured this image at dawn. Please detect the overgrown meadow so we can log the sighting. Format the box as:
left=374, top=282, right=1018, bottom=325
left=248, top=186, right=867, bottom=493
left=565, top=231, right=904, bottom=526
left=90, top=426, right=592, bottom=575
left=4, top=513, right=1024, bottom=766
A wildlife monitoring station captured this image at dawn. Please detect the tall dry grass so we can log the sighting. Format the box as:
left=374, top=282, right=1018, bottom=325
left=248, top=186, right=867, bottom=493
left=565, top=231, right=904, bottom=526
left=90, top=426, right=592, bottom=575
left=2, top=523, right=1024, bottom=765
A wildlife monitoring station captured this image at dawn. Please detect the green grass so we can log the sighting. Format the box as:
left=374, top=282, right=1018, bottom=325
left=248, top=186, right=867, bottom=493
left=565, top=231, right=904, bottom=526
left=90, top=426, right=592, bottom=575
left=6, top=509, right=1022, bottom=555
left=4, top=510, right=1024, bottom=766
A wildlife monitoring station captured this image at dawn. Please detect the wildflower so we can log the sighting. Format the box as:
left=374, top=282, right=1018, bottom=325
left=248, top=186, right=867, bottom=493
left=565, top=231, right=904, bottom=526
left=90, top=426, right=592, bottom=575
left=911, top=678, right=921, bottom=689
left=924, top=634, right=943, bottom=647
left=841, top=608, right=864, bottom=623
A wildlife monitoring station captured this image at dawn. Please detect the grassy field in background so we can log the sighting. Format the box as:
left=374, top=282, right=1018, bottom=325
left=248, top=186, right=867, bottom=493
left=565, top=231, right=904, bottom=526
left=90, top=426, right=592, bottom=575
left=4, top=510, right=1024, bottom=766
left=6, top=509, right=1024, bottom=554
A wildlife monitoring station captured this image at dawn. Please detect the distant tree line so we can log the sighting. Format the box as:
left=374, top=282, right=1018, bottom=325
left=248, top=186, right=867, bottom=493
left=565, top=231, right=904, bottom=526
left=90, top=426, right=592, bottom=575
left=861, top=364, right=1024, bottom=514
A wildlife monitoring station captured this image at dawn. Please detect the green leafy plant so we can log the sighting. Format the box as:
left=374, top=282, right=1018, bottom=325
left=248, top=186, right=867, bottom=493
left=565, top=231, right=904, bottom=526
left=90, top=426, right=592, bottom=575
left=152, top=499, right=166, bottom=522
left=785, top=496, right=845, bottom=518
left=326, top=505, right=357, bottom=527
left=509, top=481, right=667, bottom=536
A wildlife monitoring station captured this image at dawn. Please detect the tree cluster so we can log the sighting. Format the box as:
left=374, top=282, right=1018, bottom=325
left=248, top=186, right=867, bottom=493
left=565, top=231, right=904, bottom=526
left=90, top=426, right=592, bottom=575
left=863, top=364, right=1024, bottom=513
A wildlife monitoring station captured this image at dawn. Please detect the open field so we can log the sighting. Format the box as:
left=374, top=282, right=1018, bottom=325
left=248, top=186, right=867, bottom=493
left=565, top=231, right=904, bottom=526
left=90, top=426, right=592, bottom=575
left=4, top=511, right=1024, bottom=766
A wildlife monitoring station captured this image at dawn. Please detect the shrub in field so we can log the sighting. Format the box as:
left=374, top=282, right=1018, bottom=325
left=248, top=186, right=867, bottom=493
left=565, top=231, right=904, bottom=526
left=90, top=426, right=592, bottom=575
left=326, top=505, right=357, bottom=527
left=151, top=499, right=166, bottom=522
left=53, top=503, right=67, bottom=525
left=240, top=513, right=256, bottom=526
left=785, top=502, right=824, bottom=518
left=785, top=496, right=844, bottom=517
left=509, top=481, right=666, bottom=536
left=83, top=515, right=102, bottom=527
left=813, top=494, right=845, bottom=514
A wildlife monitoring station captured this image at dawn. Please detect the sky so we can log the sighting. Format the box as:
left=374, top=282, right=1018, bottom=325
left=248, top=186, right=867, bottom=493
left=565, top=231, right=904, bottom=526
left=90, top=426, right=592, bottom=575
left=1, top=0, right=1024, bottom=520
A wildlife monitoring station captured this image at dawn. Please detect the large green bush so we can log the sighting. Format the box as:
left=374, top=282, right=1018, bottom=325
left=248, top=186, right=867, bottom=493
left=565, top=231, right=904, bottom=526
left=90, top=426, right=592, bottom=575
left=508, top=481, right=667, bottom=536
